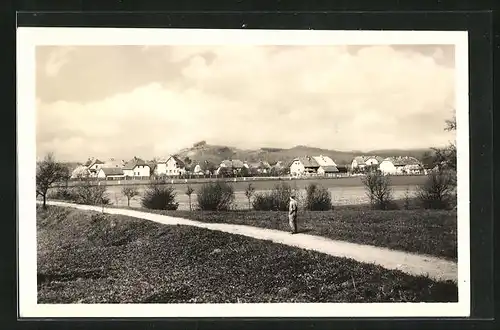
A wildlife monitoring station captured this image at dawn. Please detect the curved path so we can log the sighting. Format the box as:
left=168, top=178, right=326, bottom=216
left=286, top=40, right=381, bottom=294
left=41, top=201, right=458, bottom=283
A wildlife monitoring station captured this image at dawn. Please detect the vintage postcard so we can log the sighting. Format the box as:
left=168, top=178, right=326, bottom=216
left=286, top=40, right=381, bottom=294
left=17, top=28, right=469, bottom=318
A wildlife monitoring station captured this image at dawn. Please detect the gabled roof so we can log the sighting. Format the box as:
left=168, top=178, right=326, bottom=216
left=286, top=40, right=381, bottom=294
left=123, top=158, right=148, bottom=170
left=102, top=158, right=123, bottom=168
left=248, top=162, right=260, bottom=169
left=192, top=164, right=204, bottom=172
left=320, top=165, right=339, bottom=173
left=248, top=161, right=271, bottom=169
left=383, top=156, right=422, bottom=166
left=313, top=155, right=336, bottom=167
left=170, top=155, right=185, bottom=167
left=84, top=158, right=105, bottom=167
left=273, top=161, right=285, bottom=168
left=157, top=155, right=186, bottom=167
left=100, top=167, right=124, bottom=176
left=353, top=155, right=382, bottom=164
left=220, top=159, right=245, bottom=168
left=294, top=156, right=320, bottom=168
left=260, top=161, right=271, bottom=168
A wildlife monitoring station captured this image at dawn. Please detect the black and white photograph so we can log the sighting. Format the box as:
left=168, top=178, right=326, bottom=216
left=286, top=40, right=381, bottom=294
left=17, top=28, right=469, bottom=318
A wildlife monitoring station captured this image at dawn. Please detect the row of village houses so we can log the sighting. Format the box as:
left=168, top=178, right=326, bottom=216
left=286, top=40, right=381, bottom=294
left=70, top=154, right=425, bottom=180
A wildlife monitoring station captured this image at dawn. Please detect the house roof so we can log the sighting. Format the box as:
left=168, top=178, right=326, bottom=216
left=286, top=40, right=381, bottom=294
left=260, top=161, right=271, bottom=168
left=167, top=155, right=185, bottom=167
left=221, top=159, right=245, bottom=168
left=84, top=158, right=105, bottom=167
left=353, top=155, right=383, bottom=164
left=100, top=167, right=125, bottom=176
left=102, top=158, right=123, bottom=168
left=123, top=158, right=148, bottom=170
left=272, top=161, right=284, bottom=167
left=155, top=155, right=185, bottom=167
left=320, top=165, right=339, bottom=173
left=192, top=164, right=204, bottom=172
left=248, top=161, right=271, bottom=169
left=313, top=155, right=336, bottom=166
left=294, top=156, right=320, bottom=168
left=384, top=156, right=422, bottom=166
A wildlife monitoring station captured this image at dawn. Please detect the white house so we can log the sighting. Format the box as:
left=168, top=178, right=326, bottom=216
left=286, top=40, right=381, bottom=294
left=351, top=156, right=384, bottom=170
left=123, top=158, right=151, bottom=178
left=248, top=160, right=271, bottom=174
left=155, top=155, right=186, bottom=177
left=97, top=167, right=125, bottom=180
left=379, top=156, right=423, bottom=175
left=289, top=156, right=320, bottom=177
left=216, top=159, right=245, bottom=175
left=192, top=164, right=204, bottom=175
left=84, top=158, right=105, bottom=177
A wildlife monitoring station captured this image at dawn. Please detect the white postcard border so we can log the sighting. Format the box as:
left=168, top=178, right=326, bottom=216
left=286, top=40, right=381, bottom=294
left=17, top=27, right=470, bottom=318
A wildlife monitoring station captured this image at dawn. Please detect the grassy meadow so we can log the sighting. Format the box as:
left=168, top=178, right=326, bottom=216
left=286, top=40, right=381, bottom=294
left=37, top=206, right=458, bottom=304
left=86, top=175, right=426, bottom=210
left=107, top=205, right=457, bottom=261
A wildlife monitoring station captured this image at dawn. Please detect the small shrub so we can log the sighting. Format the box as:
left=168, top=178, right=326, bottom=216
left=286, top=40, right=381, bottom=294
left=403, top=186, right=412, bottom=210
left=197, top=181, right=235, bottom=211
left=122, top=186, right=140, bottom=207
left=252, top=193, right=276, bottom=211
left=271, top=182, right=294, bottom=211
left=185, top=185, right=195, bottom=211
left=74, top=181, right=110, bottom=205
left=141, top=182, right=179, bottom=210
left=47, top=187, right=78, bottom=201
left=361, top=170, right=393, bottom=210
left=305, top=183, right=332, bottom=211
left=252, top=182, right=293, bottom=211
left=416, top=170, right=456, bottom=209
left=244, top=183, right=255, bottom=210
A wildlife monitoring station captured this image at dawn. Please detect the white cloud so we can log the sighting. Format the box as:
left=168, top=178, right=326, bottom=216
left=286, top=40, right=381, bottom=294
left=36, top=45, right=455, bottom=161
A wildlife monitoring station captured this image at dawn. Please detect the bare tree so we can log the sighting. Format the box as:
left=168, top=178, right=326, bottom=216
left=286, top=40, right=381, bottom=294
left=185, top=185, right=195, bottom=211
left=36, top=153, right=68, bottom=209
left=244, top=183, right=255, bottom=210
left=121, top=186, right=139, bottom=207
left=417, top=170, right=455, bottom=209
left=361, top=170, right=393, bottom=210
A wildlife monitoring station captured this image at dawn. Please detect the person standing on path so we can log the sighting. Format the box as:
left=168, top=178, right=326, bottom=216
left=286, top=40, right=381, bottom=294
left=288, top=195, right=298, bottom=234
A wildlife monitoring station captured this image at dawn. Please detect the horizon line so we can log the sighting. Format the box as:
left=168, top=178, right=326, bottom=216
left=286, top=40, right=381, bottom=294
left=39, top=142, right=450, bottom=163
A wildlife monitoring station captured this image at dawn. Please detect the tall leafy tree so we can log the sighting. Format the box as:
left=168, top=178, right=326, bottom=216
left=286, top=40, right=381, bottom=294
left=36, top=153, right=68, bottom=208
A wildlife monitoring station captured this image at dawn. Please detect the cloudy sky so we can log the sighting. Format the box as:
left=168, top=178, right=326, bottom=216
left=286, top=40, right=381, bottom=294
left=36, top=44, right=456, bottom=162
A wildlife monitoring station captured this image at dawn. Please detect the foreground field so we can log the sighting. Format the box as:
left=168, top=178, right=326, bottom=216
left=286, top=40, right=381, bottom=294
left=37, top=206, right=457, bottom=303
left=112, top=206, right=457, bottom=261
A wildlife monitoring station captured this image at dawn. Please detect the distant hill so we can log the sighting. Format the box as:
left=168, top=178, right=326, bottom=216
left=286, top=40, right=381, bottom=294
left=366, top=148, right=433, bottom=160
left=174, top=142, right=434, bottom=166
